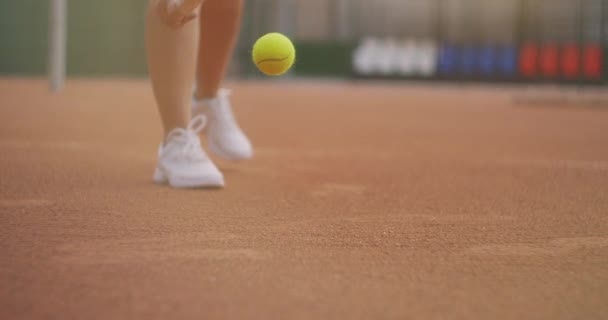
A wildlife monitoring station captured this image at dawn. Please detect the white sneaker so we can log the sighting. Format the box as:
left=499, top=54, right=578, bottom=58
left=153, top=115, right=224, bottom=188
left=192, top=89, right=253, bottom=161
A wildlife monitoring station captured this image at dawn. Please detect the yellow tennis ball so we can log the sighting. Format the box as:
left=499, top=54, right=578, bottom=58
left=252, top=33, right=296, bottom=76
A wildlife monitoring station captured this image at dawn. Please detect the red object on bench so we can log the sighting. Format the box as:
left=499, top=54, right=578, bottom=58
left=583, top=44, right=602, bottom=79
left=519, top=43, right=538, bottom=78
left=540, top=43, right=559, bottom=78
left=561, top=43, right=580, bottom=79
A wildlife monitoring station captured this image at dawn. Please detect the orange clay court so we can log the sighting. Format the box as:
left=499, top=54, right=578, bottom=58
left=1, top=78, right=608, bottom=319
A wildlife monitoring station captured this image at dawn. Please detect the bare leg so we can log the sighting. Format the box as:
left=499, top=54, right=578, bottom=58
left=145, top=0, right=201, bottom=137
left=195, top=0, right=244, bottom=99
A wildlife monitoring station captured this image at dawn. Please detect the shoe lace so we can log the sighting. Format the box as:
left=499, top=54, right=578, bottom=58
left=165, top=114, right=208, bottom=161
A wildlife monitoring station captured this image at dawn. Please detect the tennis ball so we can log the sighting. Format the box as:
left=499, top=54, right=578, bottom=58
left=252, top=33, right=296, bottom=76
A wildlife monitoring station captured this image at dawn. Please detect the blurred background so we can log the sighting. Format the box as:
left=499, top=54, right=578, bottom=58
left=0, top=0, right=606, bottom=84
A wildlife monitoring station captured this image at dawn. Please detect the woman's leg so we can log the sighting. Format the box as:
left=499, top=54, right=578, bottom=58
left=145, top=0, right=201, bottom=136
left=190, top=0, right=252, bottom=161
left=194, top=0, right=244, bottom=99
left=146, top=0, right=224, bottom=188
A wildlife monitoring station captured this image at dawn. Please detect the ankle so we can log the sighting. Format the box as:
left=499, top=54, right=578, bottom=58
left=194, top=87, right=230, bottom=102
left=194, top=89, right=218, bottom=101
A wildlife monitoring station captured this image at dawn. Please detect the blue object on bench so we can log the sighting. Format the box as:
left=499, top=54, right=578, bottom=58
left=498, top=46, right=518, bottom=77
left=478, top=46, right=497, bottom=76
left=437, top=45, right=458, bottom=75
left=459, top=46, right=477, bottom=75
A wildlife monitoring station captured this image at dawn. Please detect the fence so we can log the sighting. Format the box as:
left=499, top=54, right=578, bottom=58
left=1, top=0, right=606, bottom=85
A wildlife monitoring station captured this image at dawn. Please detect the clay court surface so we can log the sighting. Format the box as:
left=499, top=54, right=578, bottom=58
left=1, top=78, right=608, bottom=319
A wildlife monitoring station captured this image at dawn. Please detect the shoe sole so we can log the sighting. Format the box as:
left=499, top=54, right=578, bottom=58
left=154, top=167, right=224, bottom=189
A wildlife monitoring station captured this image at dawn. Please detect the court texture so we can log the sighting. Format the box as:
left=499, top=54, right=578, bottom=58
left=1, top=78, right=608, bottom=319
